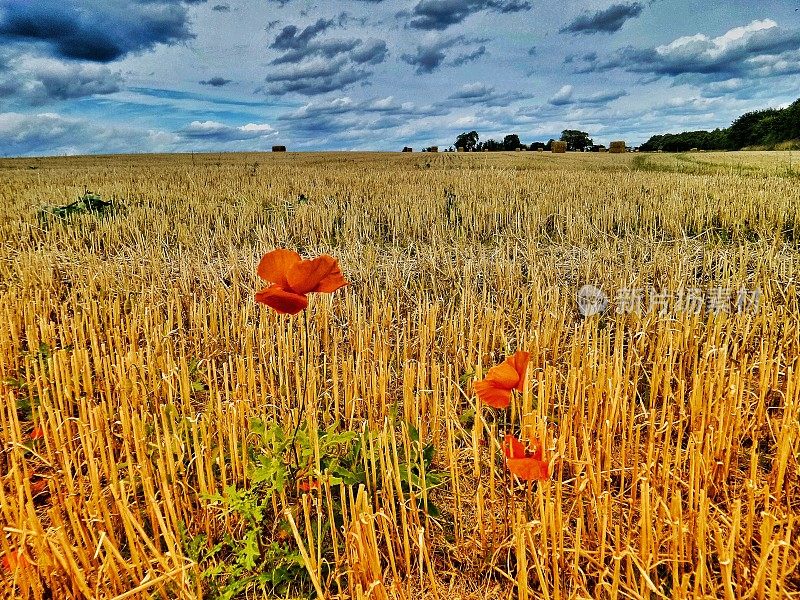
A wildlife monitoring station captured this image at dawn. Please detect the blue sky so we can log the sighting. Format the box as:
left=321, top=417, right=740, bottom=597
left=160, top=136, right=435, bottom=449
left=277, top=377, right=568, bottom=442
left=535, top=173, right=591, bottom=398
left=0, top=0, right=799, bottom=155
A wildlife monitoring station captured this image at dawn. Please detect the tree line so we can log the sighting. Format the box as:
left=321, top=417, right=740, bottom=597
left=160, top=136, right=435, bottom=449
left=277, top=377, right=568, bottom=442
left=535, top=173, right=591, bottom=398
left=450, top=98, right=800, bottom=154
left=640, top=97, right=800, bottom=152
left=454, top=129, right=596, bottom=152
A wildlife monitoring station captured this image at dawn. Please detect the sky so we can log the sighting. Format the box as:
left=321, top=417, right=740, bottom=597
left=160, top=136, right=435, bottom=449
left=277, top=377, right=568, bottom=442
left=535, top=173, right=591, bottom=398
left=0, top=0, right=799, bottom=156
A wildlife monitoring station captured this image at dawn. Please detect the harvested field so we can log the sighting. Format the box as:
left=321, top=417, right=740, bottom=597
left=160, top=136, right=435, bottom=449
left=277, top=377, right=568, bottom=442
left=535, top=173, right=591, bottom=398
left=1, top=151, right=799, bottom=599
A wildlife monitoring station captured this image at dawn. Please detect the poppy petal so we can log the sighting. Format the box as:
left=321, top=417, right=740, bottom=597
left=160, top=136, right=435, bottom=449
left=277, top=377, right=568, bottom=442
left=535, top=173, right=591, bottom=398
left=528, top=438, right=543, bottom=461
left=1, top=550, right=28, bottom=572
left=286, top=255, right=348, bottom=295
left=30, top=478, right=47, bottom=496
left=255, top=285, right=308, bottom=315
left=257, top=249, right=302, bottom=288
left=474, top=379, right=512, bottom=408
left=503, top=434, right=527, bottom=459
left=506, top=457, right=549, bottom=481
left=507, top=351, right=530, bottom=392
left=484, top=361, right=520, bottom=389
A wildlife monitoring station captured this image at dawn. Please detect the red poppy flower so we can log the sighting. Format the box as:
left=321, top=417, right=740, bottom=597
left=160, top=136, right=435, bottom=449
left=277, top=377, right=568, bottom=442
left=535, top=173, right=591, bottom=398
left=30, top=475, right=48, bottom=497
left=1, top=549, right=29, bottom=572
left=474, top=351, right=530, bottom=409
left=30, top=427, right=44, bottom=441
left=503, top=434, right=549, bottom=481
left=297, top=479, right=320, bottom=493
left=255, top=249, right=348, bottom=315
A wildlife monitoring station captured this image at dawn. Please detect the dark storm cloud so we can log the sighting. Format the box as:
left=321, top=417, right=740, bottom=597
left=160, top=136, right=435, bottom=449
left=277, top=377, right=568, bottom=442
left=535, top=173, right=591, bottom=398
left=263, top=58, right=372, bottom=95
left=277, top=96, right=444, bottom=140
left=445, top=82, right=529, bottom=107
left=408, top=0, right=532, bottom=31
left=401, top=36, right=487, bottom=73
left=561, top=3, right=643, bottom=35
left=271, top=19, right=336, bottom=51
left=402, top=44, right=448, bottom=74
left=200, top=76, right=232, bottom=86
left=212, top=4, right=230, bottom=11
left=575, top=19, right=800, bottom=79
left=271, top=39, right=362, bottom=65
left=0, top=0, right=207, bottom=63
left=269, top=0, right=386, bottom=3
left=265, top=17, right=388, bottom=94
left=351, top=40, right=389, bottom=65
left=269, top=18, right=386, bottom=66
left=450, top=45, right=486, bottom=67
left=0, top=57, right=122, bottom=104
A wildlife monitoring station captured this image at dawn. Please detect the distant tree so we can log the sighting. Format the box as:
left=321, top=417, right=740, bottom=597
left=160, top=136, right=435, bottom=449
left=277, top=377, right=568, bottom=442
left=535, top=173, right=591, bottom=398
left=545, top=139, right=555, bottom=151
left=783, top=99, right=800, bottom=141
left=560, top=130, right=593, bottom=151
left=503, top=134, right=521, bottom=150
left=529, top=141, right=546, bottom=151
left=727, top=110, right=777, bottom=149
left=641, top=129, right=730, bottom=152
left=638, top=97, right=800, bottom=152
left=455, top=130, right=479, bottom=151
left=478, top=139, right=504, bottom=151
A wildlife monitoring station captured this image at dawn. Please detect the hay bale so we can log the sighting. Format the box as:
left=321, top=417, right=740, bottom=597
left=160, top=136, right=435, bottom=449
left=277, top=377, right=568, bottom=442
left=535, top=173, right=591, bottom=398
left=402, top=147, right=413, bottom=152
left=609, top=141, right=626, bottom=153
left=456, top=147, right=465, bottom=152
left=272, top=145, right=287, bottom=152
left=515, top=147, right=522, bottom=152
left=537, top=148, right=544, bottom=152
left=551, top=141, right=567, bottom=153
left=429, top=146, right=439, bottom=153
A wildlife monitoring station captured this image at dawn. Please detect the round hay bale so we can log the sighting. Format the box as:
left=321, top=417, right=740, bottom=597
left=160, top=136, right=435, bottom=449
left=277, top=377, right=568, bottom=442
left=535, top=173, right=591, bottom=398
left=551, top=141, right=567, bottom=153
left=609, top=141, right=626, bottom=153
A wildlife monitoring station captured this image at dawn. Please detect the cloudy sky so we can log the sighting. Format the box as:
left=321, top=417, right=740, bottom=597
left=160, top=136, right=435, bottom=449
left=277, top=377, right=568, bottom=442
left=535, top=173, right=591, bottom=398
left=0, top=0, right=799, bottom=156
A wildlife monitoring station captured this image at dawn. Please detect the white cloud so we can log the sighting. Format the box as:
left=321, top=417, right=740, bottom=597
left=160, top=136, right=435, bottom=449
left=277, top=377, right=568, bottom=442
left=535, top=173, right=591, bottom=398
left=0, top=111, right=172, bottom=156
left=178, top=120, right=276, bottom=141
left=549, top=85, right=574, bottom=105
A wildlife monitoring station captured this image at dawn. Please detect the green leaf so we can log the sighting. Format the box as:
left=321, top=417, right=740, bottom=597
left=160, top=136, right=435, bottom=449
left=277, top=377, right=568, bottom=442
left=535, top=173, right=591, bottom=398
left=250, top=417, right=265, bottom=437
left=459, top=370, right=476, bottom=387
left=407, top=423, right=420, bottom=445
left=239, top=529, right=260, bottom=570
left=459, top=408, right=475, bottom=427
left=320, top=431, right=356, bottom=449
left=422, top=500, right=441, bottom=518
left=423, top=443, right=435, bottom=468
